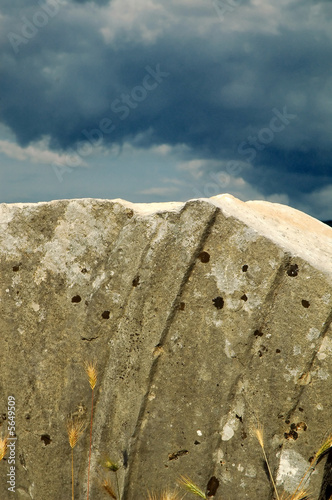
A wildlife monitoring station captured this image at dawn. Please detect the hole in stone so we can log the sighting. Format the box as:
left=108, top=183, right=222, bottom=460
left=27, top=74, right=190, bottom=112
left=287, top=264, right=299, bottom=277
left=41, top=434, right=52, bottom=446
left=206, top=476, right=219, bottom=497
left=25, top=414, right=30, bottom=420
left=71, top=295, right=82, bottom=303
left=241, top=294, right=248, bottom=301
left=295, top=422, right=307, bottom=431
left=199, top=251, right=210, bottom=263
left=298, top=407, right=304, bottom=412
left=242, top=265, right=248, bottom=272
left=194, top=440, right=200, bottom=445
left=235, top=414, right=243, bottom=423
left=212, top=296, right=224, bottom=309
left=168, top=450, right=189, bottom=461
left=132, top=276, right=140, bottom=287
left=179, top=302, right=185, bottom=311
left=122, top=450, right=128, bottom=468
left=102, top=310, right=110, bottom=319
left=301, top=299, right=310, bottom=308
left=254, top=329, right=263, bottom=337
left=276, top=348, right=281, bottom=353
left=81, top=268, right=88, bottom=273
left=284, top=430, right=298, bottom=441
left=12, top=265, right=20, bottom=272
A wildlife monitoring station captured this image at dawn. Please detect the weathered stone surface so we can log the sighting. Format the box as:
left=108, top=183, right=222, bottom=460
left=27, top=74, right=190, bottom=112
left=0, top=194, right=331, bottom=500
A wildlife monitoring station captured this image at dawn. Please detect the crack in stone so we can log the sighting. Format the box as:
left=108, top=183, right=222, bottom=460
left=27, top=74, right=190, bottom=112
left=122, top=203, right=219, bottom=499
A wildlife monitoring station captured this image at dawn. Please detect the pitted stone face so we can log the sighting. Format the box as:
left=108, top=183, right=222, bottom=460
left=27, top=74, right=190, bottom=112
left=0, top=194, right=331, bottom=500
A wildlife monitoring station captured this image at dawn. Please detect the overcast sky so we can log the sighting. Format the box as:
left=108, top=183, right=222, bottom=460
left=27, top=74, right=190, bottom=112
left=0, top=0, right=331, bottom=220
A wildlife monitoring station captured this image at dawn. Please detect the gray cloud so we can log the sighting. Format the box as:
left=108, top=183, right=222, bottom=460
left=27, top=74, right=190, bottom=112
left=0, top=0, right=331, bottom=212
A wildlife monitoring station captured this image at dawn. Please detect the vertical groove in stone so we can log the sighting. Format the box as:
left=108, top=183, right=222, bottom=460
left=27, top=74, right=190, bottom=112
left=80, top=215, right=165, bottom=495
left=122, top=204, right=219, bottom=499
left=86, top=211, right=178, bottom=493
left=285, top=306, right=332, bottom=421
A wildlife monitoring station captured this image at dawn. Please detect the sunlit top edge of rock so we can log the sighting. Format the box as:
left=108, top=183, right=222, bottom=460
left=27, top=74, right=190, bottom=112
left=0, top=194, right=331, bottom=276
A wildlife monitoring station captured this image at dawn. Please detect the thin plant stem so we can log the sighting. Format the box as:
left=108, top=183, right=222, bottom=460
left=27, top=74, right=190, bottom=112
left=67, top=415, right=85, bottom=500
left=87, top=387, right=94, bottom=500
left=85, top=360, right=97, bottom=500
left=255, top=425, right=280, bottom=500
left=261, top=444, right=280, bottom=500
left=71, top=448, right=74, bottom=500
left=292, top=433, right=332, bottom=498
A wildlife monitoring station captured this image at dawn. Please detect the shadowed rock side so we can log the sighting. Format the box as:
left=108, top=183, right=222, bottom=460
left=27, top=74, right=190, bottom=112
left=0, top=194, right=331, bottom=500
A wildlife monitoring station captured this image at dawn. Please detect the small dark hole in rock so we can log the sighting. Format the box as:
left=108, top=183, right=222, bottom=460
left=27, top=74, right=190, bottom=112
left=122, top=449, right=128, bottom=468
left=25, top=414, right=30, bottom=420
left=301, top=299, right=310, bottom=308
left=284, top=430, right=298, bottom=440
left=81, top=268, right=88, bottom=273
left=241, top=294, right=248, bottom=301
left=206, top=476, right=219, bottom=497
left=235, top=414, right=243, bottom=423
left=132, top=276, right=140, bottom=287
left=194, top=440, right=200, bottom=445
left=102, top=310, right=110, bottom=319
left=212, top=296, right=224, bottom=309
left=41, top=434, right=52, bottom=445
left=254, top=329, right=263, bottom=337
left=296, top=422, right=307, bottom=431
left=276, top=348, right=281, bottom=353
left=168, top=450, right=189, bottom=461
left=199, top=251, right=210, bottom=263
left=298, top=407, right=304, bottom=412
left=285, top=419, right=290, bottom=424
left=287, top=264, right=299, bottom=277
left=72, top=295, right=82, bottom=303
left=242, top=265, right=248, bottom=272
left=12, top=265, right=20, bottom=272
left=179, top=302, right=185, bottom=311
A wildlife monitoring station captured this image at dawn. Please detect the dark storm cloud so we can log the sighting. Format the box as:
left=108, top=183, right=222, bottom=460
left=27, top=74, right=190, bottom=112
left=0, top=0, right=332, bottom=201
left=72, top=0, right=111, bottom=4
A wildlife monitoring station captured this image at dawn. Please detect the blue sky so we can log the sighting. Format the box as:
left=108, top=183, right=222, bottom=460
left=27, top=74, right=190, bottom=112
left=0, top=0, right=331, bottom=220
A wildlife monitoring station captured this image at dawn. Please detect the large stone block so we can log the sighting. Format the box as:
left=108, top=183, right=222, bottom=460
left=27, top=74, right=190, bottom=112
left=0, top=194, right=331, bottom=499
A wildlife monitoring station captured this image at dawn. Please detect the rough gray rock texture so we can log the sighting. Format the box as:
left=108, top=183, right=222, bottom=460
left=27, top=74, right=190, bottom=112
left=0, top=194, right=331, bottom=500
